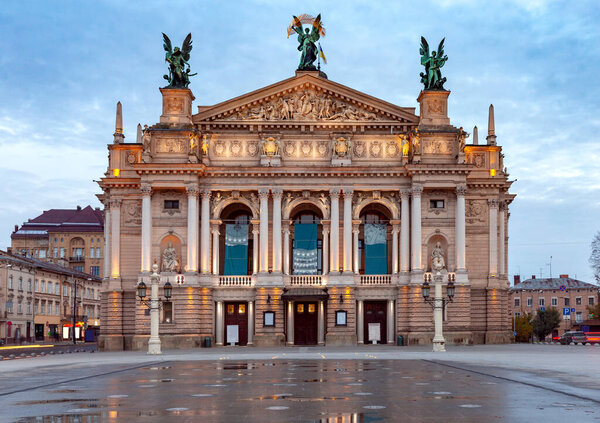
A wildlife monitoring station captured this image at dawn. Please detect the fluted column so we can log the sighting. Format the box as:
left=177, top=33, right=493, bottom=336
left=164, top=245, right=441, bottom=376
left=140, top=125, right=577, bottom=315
left=400, top=189, right=411, bottom=273
left=216, top=301, right=224, bottom=346
left=329, top=189, right=340, bottom=273
left=186, top=184, right=200, bottom=273
left=455, top=185, right=467, bottom=271
left=499, top=201, right=506, bottom=276
left=259, top=189, right=269, bottom=273
left=321, top=223, right=329, bottom=275
left=410, top=186, right=423, bottom=271
left=488, top=199, right=499, bottom=276
left=272, top=189, right=283, bottom=273
left=357, top=300, right=364, bottom=344
left=103, top=201, right=111, bottom=278
left=391, top=221, right=400, bottom=274
left=110, top=199, right=121, bottom=279
left=211, top=221, right=220, bottom=275
left=282, top=221, right=291, bottom=275
left=252, top=222, right=259, bottom=275
left=352, top=221, right=360, bottom=274
left=200, top=190, right=211, bottom=274
left=343, top=189, right=353, bottom=273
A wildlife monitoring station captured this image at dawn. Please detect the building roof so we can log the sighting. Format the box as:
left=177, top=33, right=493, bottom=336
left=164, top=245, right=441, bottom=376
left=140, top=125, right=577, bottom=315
left=0, top=250, right=101, bottom=282
left=11, top=206, right=103, bottom=239
left=510, top=277, right=599, bottom=291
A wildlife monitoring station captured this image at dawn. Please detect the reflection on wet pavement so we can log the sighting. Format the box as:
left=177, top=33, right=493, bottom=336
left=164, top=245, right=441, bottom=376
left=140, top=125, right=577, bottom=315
left=2, top=359, right=599, bottom=422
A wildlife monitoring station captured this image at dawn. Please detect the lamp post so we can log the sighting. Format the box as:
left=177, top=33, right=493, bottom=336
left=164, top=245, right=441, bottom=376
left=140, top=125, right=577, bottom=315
left=422, top=271, right=455, bottom=352
left=137, top=262, right=172, bottom=355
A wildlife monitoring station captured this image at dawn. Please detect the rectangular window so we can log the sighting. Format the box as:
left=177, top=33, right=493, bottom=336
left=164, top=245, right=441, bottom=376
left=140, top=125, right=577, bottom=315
left=589, top=297, right=595, bottom=306
left=63, top=286, right=68, bottom=296
left=55, top=303, right=59, bottom=315
left=8, top=276, right=13, bottom=290
left=41, top=302, right=45, bottom=315
left=17, top=302, right=22, bottom=314
left=74, top=266, right=84, bottom=272
left=72, top=248, right=84, bottom=259
left=514, top=298, right=520, bottom=307
left=538, top=298, right=545, bottom=306
left=60, top=248, right=65, bottom=258
left=6, top=301, right=13, bottom=313
left=39, top=249, right=46, bottom=258
left=90, top=248, right=95, bottom=258
left=364, top=223, right=387, bottom=275
left=564, top=297, right=570, bottom=306
left=90, top=266, right=100, bottom=276
left=41, top=281, right=46, bottom=293
left=96, top=247, right=101, bottom=258
left=162, top=301, right=173, bottom=323
left=55, top=284, right=59, bottom=295
left=430, top=199, right=445, bottom=209
left=551, top=297, right=557, bottom=306
left=27, top=302, right=31, bottom=315
left=224, top=224, right=249, bottom=275
left=53, top=247, right=58, bottom=258
left=293, top=223, right=318, bottom=275
left=34, top=302, right=38, bottom=314
left=527, top=297, right=532, bottom=307
left=27, top=280, right=32, bottom=292
left=164, top=200, right=179, bottom=210
left=18, top=278, right=23, bottom=291
left=576, top=297, right=582, bottom=305
left=575, top=312, right=583, bottom=323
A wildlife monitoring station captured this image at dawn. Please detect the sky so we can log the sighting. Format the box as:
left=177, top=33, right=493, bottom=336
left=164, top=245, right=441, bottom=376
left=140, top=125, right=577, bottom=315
left=0, top=0, right=599, bottom=284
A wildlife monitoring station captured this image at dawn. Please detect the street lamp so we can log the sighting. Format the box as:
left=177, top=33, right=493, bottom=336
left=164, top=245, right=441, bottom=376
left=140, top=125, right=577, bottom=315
left=137, top=262, right=172, bottom=354
left=422, top=271, right=455, bottom=352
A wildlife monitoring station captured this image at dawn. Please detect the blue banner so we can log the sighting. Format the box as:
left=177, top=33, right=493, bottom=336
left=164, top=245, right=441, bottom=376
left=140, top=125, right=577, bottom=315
left=364, top=223, right=387, bottom=274
left=293, top=223, right=318, bottom=275
left=224, top=224, right=248, bottom=275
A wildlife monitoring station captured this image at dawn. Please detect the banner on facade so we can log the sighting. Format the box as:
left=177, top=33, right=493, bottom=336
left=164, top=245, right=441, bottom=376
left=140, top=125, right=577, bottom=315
left=293, top=223, right=318, bottom=275
left=364, top=223, right=387, bottom=274
left=224, top=224, right=249, bottom=275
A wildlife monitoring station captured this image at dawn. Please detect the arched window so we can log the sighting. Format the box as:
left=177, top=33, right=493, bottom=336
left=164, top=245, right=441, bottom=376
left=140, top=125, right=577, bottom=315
left=220, top=206, right=253, bottom=275
left=359, top=208, right=390, bottom=275
left=292, top=211, right=323, bottom=275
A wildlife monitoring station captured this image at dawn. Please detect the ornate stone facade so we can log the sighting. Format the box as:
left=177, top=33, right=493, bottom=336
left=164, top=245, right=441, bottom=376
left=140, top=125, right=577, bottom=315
left=97, top=68, right=514, bottom=351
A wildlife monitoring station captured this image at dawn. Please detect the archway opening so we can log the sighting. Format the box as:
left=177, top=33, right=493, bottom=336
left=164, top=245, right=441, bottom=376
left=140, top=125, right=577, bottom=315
left=290, top=204, right=324, bottom=275
left=220, top=203, right=254, bottom=275
left=359, top=204, right=392, bottom=275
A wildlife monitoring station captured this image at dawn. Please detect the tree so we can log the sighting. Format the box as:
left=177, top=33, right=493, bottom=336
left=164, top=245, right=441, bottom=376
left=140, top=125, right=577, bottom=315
left=587, top=303, right=600, bottom=320
left=532, top=308, right=561, bottom=341
left=513, top=314, right=533, bottom=343
left=591, top=231, right=600, bottom=283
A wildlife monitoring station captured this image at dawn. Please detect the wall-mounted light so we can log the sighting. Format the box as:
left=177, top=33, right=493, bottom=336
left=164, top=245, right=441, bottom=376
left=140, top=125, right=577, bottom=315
left=113, top=168, right=120, bottom=177
left=267, top=294, right=271, bottom=304
left=490, top=169, right=496, bottom=177
left=339, top=294, right=344, bottom=304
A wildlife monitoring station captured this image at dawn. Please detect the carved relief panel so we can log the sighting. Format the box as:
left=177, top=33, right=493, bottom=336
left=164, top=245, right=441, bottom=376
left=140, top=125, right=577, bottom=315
left=465, top=199, right=487, bottom=225
left=122, top=200, right=142, bottom=226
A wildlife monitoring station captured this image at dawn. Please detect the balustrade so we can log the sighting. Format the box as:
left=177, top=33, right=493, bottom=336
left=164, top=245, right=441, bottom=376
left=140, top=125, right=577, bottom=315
left=359, top=275, right=392, bottom=285
left=289, top=275, right=324, bottom=286
left=218, top=275, right=254, bottom=286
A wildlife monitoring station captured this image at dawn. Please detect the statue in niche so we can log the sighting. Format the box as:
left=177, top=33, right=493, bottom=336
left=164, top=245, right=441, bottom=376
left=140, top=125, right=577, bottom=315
left=410, top=129, right=421, bottom=154
left=399, top=134, right=410, bottom=157
left=431, top=241, right=446, bottom=272
left=201, top=134, right=210, bottom=155
left=162, top=242, right=180, bottom=273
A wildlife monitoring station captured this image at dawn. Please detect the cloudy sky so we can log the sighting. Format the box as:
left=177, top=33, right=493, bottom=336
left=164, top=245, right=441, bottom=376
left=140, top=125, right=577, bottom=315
left=1, top=0, right=599, bottom=283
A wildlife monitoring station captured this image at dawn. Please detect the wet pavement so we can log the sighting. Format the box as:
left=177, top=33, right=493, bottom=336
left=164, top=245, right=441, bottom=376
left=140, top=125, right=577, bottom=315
left=1, top=351, right=599, bottom=422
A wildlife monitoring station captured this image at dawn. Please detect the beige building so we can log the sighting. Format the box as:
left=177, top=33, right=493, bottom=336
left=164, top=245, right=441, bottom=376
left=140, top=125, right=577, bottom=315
left=0, top=251, right=101, bottom=343
left=98, top=64, right=514, bottom=351
left=510, top=275, right=599, bottom=337
left=11, top=206, right=105, bottom=277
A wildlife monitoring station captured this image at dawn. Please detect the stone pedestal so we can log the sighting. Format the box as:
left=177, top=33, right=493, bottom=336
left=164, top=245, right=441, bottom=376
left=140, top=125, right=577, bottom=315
left=417, top=90, right=450, bottom=126
left=160, top=88, right=195, bottom=125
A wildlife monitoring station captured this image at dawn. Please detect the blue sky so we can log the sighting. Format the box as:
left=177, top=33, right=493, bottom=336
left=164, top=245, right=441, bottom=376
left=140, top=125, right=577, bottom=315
left=1, top=0, right=599, bottom=283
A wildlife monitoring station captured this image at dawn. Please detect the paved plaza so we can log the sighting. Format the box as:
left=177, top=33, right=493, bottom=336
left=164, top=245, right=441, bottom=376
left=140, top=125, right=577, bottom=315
left=0, top=344, right=599, bottom=422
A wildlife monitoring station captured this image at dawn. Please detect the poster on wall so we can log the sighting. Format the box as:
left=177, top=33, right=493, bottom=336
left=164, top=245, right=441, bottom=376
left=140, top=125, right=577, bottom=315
left=226, top=325, right=239, bottom=345
left=368, top=323, right=381, bottom=344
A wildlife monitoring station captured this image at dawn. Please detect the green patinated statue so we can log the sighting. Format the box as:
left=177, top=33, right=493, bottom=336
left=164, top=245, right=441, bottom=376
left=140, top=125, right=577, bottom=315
left=419, top=37, right=448, bottom=90
left=289, top=14, right=324, bottom=71
left=162, top=33, right=197, bottom=88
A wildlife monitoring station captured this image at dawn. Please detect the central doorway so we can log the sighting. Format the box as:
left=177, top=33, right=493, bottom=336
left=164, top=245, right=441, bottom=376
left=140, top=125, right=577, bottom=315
left=294, top=301, right=318, bottom=345
left=224, top=302, right=248, bottom=346
left=364, top=301, right=387, bottom=344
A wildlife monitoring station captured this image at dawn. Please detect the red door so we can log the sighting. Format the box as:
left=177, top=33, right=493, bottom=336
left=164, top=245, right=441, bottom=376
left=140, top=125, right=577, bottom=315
left=294, top=302, right=318, bottom=345
left=224, top=302, right=248, bottom=346
left=364, top=301, right=387, bottom=344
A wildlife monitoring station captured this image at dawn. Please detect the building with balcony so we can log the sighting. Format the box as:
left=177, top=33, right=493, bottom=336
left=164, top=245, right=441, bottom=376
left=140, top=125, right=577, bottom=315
left=97, top=59, right=514, bottom=350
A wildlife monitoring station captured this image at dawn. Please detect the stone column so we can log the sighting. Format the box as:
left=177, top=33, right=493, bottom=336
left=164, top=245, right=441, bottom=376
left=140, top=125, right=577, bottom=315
left=283, top=221, right=291, bottom=275
left=455, top=185, right=467, bottom=271
left=318, top=300, right=325, bottom=345
left=488, top=199, right=499, bottom=276
left=329, top=189, right=340, bottom=273
left=247, top=300, right=254, bottom=346
left=103, top=201, right=111, bottom=278
left=387, top=300, right=394, bottom=344
left=211, top=222, right=220, bottom=275
left=499, top=201, right=506, bottom=276
left=287, top=301, right=294, bottom=345
left=352, top=221, right=360, bottom=274
left=391, top=222, right=400, bottom=274
left=215, top=301, right=224, bottom=346
left=252, top=222, right=259, bottom=275
left=357, top=300, right=364, bottom=344
left=400, top=189, right=411, bottom=273
left=410, top=186, right=423, bottom=271
left=321, top=223, right=329, bottom=275
left=272, top=189, right=283, bottom=273
left=110, top=199, right=121, bottom=279
left=259, top=189, right=269, bottom=273
left=343, top=189, right=353, bottom=273
left=186, top=184, right=200, bottom=273
left=141, top=184, right=153, bottom=273
left=200, top=190, right=211, bottom=274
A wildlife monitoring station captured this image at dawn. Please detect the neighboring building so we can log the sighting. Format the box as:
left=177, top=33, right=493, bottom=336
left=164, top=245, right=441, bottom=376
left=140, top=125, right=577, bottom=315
left=510, top=275, right=600, bottom=337
left=11, top=206, right=105, bottom=277
left=97, top=47, right=514, bottom=351
left=0, top=251, right=101, bottom=343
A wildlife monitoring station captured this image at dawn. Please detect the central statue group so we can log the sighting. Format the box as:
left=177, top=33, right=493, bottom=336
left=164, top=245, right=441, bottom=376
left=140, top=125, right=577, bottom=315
left=290, top=14, right=324, bottom=71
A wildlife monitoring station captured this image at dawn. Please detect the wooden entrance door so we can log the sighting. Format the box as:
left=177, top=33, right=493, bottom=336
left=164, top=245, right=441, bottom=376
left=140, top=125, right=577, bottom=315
left=294, top=301, right=318, bottom=345
left=224, top=302, right=248, bottom=346
left=364, top=301, right=387, bottom=344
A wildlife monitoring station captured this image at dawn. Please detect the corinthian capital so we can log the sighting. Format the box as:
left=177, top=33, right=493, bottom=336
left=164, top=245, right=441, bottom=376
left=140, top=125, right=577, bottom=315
left=456, top=185, right=467, bottom=197
left=488, top=199, right=500, bottom=208
left=400, top=188, right=411, bottom=199
left=411, top=185, right=423, bottom=197
left=200, top=189, right=211, bottom=200
left=343, top=189, right=354, bottom=200
left=186, top=184, right=200, bottom=197
left=110, top=198, right=122, bottom=208
left=271, top=188, right=283, bottom=199
left=329, top=188, right=341, bottom=197
left=258, top=188, right=270, bottom=200
left=140, top=183, right=152, bottom=196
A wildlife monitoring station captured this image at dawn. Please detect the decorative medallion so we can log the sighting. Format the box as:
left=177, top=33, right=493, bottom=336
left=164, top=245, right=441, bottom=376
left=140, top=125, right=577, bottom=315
left=284, top=141, right=296, bottom=157
left=301, top=140, right=312, bottom=157
left=354, top=141, right=366, bottom=158
left=369, top=140, right=381, bottom=157
left=247, top=140, right=259, bottom=156
left=230, top=140, right=242, bottom=156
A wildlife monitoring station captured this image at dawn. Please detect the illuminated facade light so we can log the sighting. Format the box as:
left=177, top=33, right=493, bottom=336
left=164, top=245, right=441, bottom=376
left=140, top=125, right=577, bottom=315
left=490, top=169, right=496, bottom=176
left=113, top=168, right=120, bottom=177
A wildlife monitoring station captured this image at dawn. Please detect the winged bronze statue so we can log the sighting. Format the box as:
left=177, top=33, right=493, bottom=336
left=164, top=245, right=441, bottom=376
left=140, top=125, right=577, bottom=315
left=290, top=14, right=324, bottom=71
left=162, top=33, right=197, bottom=88
left=419, top=37, right=448, bottom=90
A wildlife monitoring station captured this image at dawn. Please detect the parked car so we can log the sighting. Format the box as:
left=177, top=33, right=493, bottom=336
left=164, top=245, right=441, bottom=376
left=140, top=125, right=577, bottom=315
left=558, top=331, right=588, bottom=345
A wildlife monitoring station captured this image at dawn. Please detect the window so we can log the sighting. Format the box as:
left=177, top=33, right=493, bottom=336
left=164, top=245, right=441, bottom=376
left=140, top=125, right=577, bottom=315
left=34, top=301, right=38, bottom=314
left=27, top=279, right=32, bottom=292
left=164, top=200, right=179, bottom=209
left=63, top=286, right=68, bottom=296
left=430, top=199, right=445, bottom=209
left=263, top=311, right=275, bottom=327
left=538, top=298, right=545, bottom=306
left=8, top=275, right=13, bottom=289
left=6, top=301, right=13, bottom=313
left=74, top=266, right=84, bottom=272
left=514, top=298, right=520, bottom=307
left=61, top=238, right=64, bottom=242
left=53, top=247, right=58, bottom=258
left=91, top=238, right=94, bottom=244
left=18, top=277, right=23, bottom=291
left=97, top=290, right=101, bottom=300
left=55, top=284, right=59, bottom=295
left=162, top=301, right=173, bottom=323
left=97, top=238, right=101, bottom=243
left=589, top=297, right=595, bottom=306
left=576, top=297, right=582, bottom=305
left=90, top=266, right=100, bottom=276
left=551, top=297, right=557, bottom=307
left=60, top=248, right=65, bottom=258
left=35, top=280, right=38, bottom=292
left=48, top=282, right=53, bottom=293
left=72, top=248, right=84, bottom=259
left=575, top=312, right=583, bottom=323
left=39, top=249, right=46, bottom=258
left=27, top=302, right=31, bottom=315
left=41, top=302, right=45, bottom=315
left=514, top=312, right=521, bottom=317
left=17, top=302, right=22, bottom=314
left=41, top=281, right=46, bottom=293
left=96, top=247, right=101, bottom=258
left=527, top=297, right=532, bottom=307
left=564, top=297, right=570, bottom=306
left=55, top=303, right=59, bottom=315
left=90, top=248, right=95, bottom=258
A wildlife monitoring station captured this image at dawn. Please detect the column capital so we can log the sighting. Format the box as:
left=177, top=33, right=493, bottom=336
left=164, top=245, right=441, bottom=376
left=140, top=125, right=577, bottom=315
left=488, top=199, right=500, bottom=208
left=499, top=200, right=507, bottom=211
left=271, top=188, right=283, bottom=199
left=110, top=198, right=122, bottom=208
left=411, top=185, right=423, bottom=197
left=282, top=220, right=291, bottom=231
left=140, top=183, right=153, bottom=196
left=400, top=188, right=412, bottom=199
left=186, top=184, right=200, bottom=197
left=200, top=189, right=211, bottom=200
left=455, top=185, right=467, bottom=196
left=329, top=188, right=341, bottom=197
left=342, top=189, right=354, bottom=199
left=258, top=188, right=270, bottom=200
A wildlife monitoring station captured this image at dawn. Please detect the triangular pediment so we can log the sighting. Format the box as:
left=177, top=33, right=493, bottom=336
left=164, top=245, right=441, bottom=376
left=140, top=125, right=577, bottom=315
left=192, top=72, right=419, bottom=126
